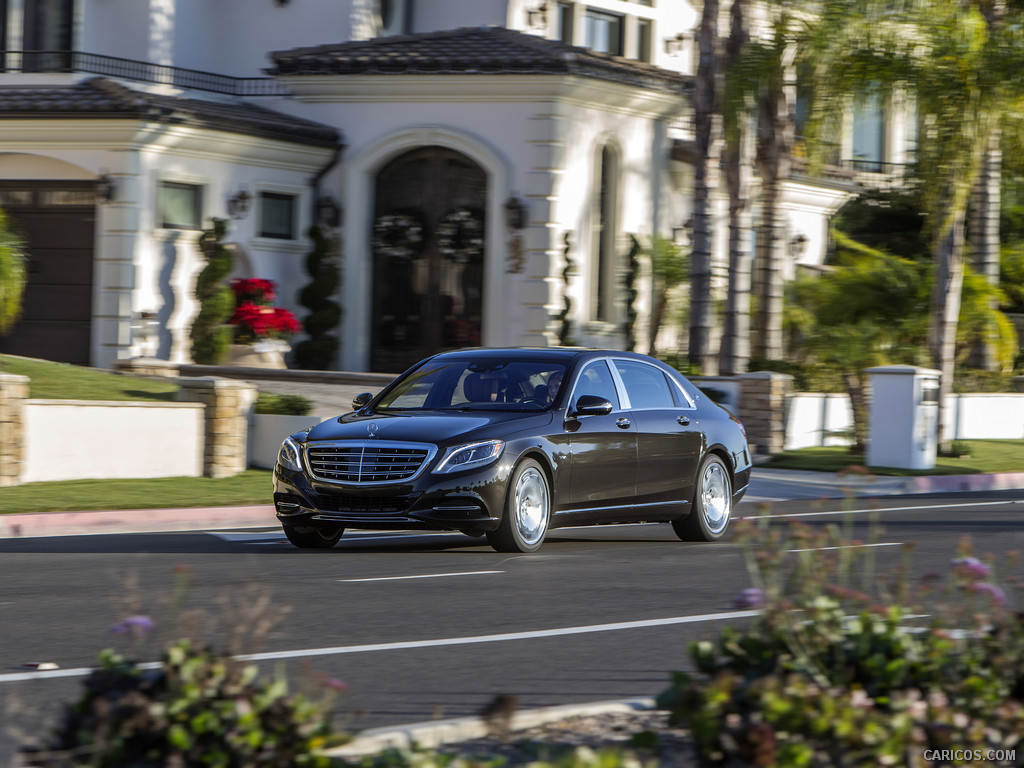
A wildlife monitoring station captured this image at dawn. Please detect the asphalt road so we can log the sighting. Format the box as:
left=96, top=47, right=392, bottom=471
left=2, top=490, right=1023, bottom=763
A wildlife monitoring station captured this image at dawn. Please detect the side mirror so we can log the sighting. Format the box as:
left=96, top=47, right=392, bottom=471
left=570, top=395, right=614, bottom=417
left=352, top=392, right=373, bottom=411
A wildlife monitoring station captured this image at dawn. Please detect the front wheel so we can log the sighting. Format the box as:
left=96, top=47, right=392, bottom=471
left=672, top=454, right=732, bottom=542
left=487, top=458, right=550, bottom=553
left=283, top=525, right=344, bottom=549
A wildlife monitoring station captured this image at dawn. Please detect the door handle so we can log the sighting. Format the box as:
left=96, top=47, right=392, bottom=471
left=615, top=417, right=631, bottom=429
left=677, top=415, right=691, bottom=426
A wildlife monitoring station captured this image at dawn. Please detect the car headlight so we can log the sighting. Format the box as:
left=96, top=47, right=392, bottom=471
left=433, top=440, right=504, bottom=474
left=277, top=436, right=304, bottom=472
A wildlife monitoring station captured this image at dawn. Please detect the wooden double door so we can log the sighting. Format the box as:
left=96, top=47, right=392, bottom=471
left=371, top=147, right=487, bottom=373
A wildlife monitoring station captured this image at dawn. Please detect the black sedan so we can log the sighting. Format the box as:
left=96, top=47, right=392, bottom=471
left=273, top=348, right=751, bottom=552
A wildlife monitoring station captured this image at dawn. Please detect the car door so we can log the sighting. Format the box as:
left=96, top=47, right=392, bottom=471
left=612, top=359, right=701, bottom=517
left=559, top=359, right=637, bottom=523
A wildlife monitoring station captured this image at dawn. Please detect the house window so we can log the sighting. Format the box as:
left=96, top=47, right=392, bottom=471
left=852, top=92, right=885, bottom=172
left=159, top=182, right=202, bottom=230
left=556, top=3, right=574, bottom=44
left=259, top=192, right=296, bottom=239
left=593, top=144, right=620, bottom=322
left=585, top=9, right=623, bottom=56
left=375, top=0, right=407, bottom=36
left=636, top=19, right=652, bottom=62
left=22, top=0, right=74, bottom=71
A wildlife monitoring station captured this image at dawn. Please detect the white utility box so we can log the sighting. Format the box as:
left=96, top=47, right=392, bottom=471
left=866, top=365, right=940, bottom=470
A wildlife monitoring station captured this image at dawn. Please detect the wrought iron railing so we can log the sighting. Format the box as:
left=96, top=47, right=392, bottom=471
left=0, top=50, right=287, bottom=96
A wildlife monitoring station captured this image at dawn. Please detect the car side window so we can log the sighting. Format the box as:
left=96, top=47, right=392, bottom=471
left=570, top=360, right=620, bottom=409
left=614, top=360, right=675, bottom=409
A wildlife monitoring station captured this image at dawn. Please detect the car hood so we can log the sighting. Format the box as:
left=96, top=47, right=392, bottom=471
left=304, top=410, right=553, bottom=445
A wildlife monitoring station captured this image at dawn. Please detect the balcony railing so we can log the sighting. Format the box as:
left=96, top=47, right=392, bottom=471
left=0, top=50, right=286, bottom=96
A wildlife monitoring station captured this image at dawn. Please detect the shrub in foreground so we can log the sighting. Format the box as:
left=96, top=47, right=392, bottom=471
left=22, top=639, right=341, bottom=768
left=658, top=515, right=1024, bottom=766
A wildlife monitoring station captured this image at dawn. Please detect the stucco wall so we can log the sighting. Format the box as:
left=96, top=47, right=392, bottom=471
left=21, top=400, right=204, bottom=483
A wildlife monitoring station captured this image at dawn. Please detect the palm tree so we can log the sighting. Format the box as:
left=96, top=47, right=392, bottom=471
left=721, top=0, right=801, bottom=364
left=719, top=0, right=754, bottom=375
left=0, top=206, right=27, bottom=339
left=687, top=0, right=724, bottom=374
left=803, top=0, right=1024, bottom=452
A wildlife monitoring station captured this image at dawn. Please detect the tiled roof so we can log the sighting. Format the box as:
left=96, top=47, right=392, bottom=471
left=269, top=26, right=691, bottom=92
left=0, top=77, right=341, bottom=148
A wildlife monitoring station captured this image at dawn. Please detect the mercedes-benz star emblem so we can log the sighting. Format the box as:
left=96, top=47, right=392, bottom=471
left=366, top=422, right=379, bottom=438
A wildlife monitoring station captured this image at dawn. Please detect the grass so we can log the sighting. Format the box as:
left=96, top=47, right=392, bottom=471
left=0, top=470, right=274, bottom=515
left=0, top=354, right=179, bottom=401
left=761, top=440, right=1024, bottom=475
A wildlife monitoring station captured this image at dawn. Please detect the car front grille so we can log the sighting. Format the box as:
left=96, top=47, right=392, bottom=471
left=306, top=441, right=435, bottom=484
left=314, top=493, right=415, bottom=515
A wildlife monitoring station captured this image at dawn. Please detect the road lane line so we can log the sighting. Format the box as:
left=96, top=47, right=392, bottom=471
left=341, top=571, right=504, bottom=583
left=736, top=500, right=1015, bottom=521
left=788, top=542, right=904, bottom=553
left=0, top=610, right=759, bottom=684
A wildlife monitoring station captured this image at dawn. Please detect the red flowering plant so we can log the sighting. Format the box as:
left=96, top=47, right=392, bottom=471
left=228, top=278, right=300, bottom=345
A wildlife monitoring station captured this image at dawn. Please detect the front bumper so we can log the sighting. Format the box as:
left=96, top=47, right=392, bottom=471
left=273, top=460, right=511, bottom=533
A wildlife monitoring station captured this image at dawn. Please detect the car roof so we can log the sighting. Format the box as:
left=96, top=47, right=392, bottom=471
left=425, top=347, right=677, bottom=367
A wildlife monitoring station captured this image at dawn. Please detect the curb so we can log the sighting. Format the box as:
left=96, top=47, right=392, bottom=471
left=0, top=505, right=274, bottom=538
left=906, top=471, right=1024, bottom=494
left=322, top=697, right=657, bottom=758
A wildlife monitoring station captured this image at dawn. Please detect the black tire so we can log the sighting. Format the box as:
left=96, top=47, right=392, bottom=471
left=672, top=454, right=732, bottom=542
left=283, top=525, right=343, bottom=549
left=487, top=458, right=551, bottom=553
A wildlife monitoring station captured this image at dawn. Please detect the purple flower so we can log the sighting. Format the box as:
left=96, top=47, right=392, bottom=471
left=966, top=582, right=1007, bottom=607
left=734, top=588, right=766, bottom=610
left=951, top=557, right=990, bottom=579
left=109, top=616, right=154, bottom=639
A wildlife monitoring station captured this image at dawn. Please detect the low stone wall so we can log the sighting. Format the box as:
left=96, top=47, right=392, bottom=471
left=0, top=372, right=257, bottom=486
left=176, top=378, right=258, bottom=479
left=0, top=373, right=28, bottom=487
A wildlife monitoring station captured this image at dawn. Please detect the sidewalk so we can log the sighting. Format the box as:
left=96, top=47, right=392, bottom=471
left=3, top=468, right=1022, bottom=539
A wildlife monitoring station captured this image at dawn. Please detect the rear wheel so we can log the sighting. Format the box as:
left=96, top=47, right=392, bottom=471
left=283, top=525, right=344, bottom=549
left=672, top=454, right=732, bottom=542
left=487, top=458, right=550, bottom=553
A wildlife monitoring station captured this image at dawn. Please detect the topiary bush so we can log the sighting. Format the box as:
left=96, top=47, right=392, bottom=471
left=293, top=225, right=341, bottom=370
left=255, top=392, right=313, bottom=416
left=657, top=516, right=1024, bottom=766
left=190, top=219, right=235, bottom=365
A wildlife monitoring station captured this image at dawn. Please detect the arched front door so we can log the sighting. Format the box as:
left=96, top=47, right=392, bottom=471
left=371, top=147, right=486, bottom=373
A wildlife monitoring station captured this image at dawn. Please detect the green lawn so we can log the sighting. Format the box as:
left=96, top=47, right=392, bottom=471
left=761, top=440, right=1024, bottom=475
left=0, top=470, right=274, bottom=515
left=0, top=354, right=178, bottom=401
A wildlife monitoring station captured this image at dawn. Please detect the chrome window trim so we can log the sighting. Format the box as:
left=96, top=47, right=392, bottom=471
left=303, top=440, right=438, bottom=485
left=609, top=357, right=697, bottom=411
left=566, top=358, right=624, bottom=412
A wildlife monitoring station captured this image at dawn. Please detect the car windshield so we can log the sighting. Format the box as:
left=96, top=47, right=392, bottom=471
left=374, top=359, right=567, bottom=412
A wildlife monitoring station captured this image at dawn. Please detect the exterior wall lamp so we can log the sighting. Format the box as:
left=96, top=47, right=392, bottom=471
left=664, top=33, right=688, bottom=55
left=316, top=194, right=342, bottom=229
left=504, top=194, right=528, bottom=231
left=227, top=188, right=252, bottom=219
left=95, top=173, right=116, bottom=203
left=526, top=2, right=548, bottom=29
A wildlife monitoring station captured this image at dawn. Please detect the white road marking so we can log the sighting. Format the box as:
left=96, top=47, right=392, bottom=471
left=340, top=570, right=503, bottom=583
left=736, top=500, right=1015, bottom=521
left=0, top=610, right=758, bottom=684
left=788, top=542, right=904, bottom=553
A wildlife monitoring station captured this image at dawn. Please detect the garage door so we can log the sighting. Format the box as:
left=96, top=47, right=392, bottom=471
left=0, top=182, right=96, bottom=366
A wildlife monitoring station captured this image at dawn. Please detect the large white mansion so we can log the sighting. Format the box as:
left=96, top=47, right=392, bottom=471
left=0, top=0, right=901, bottom=372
